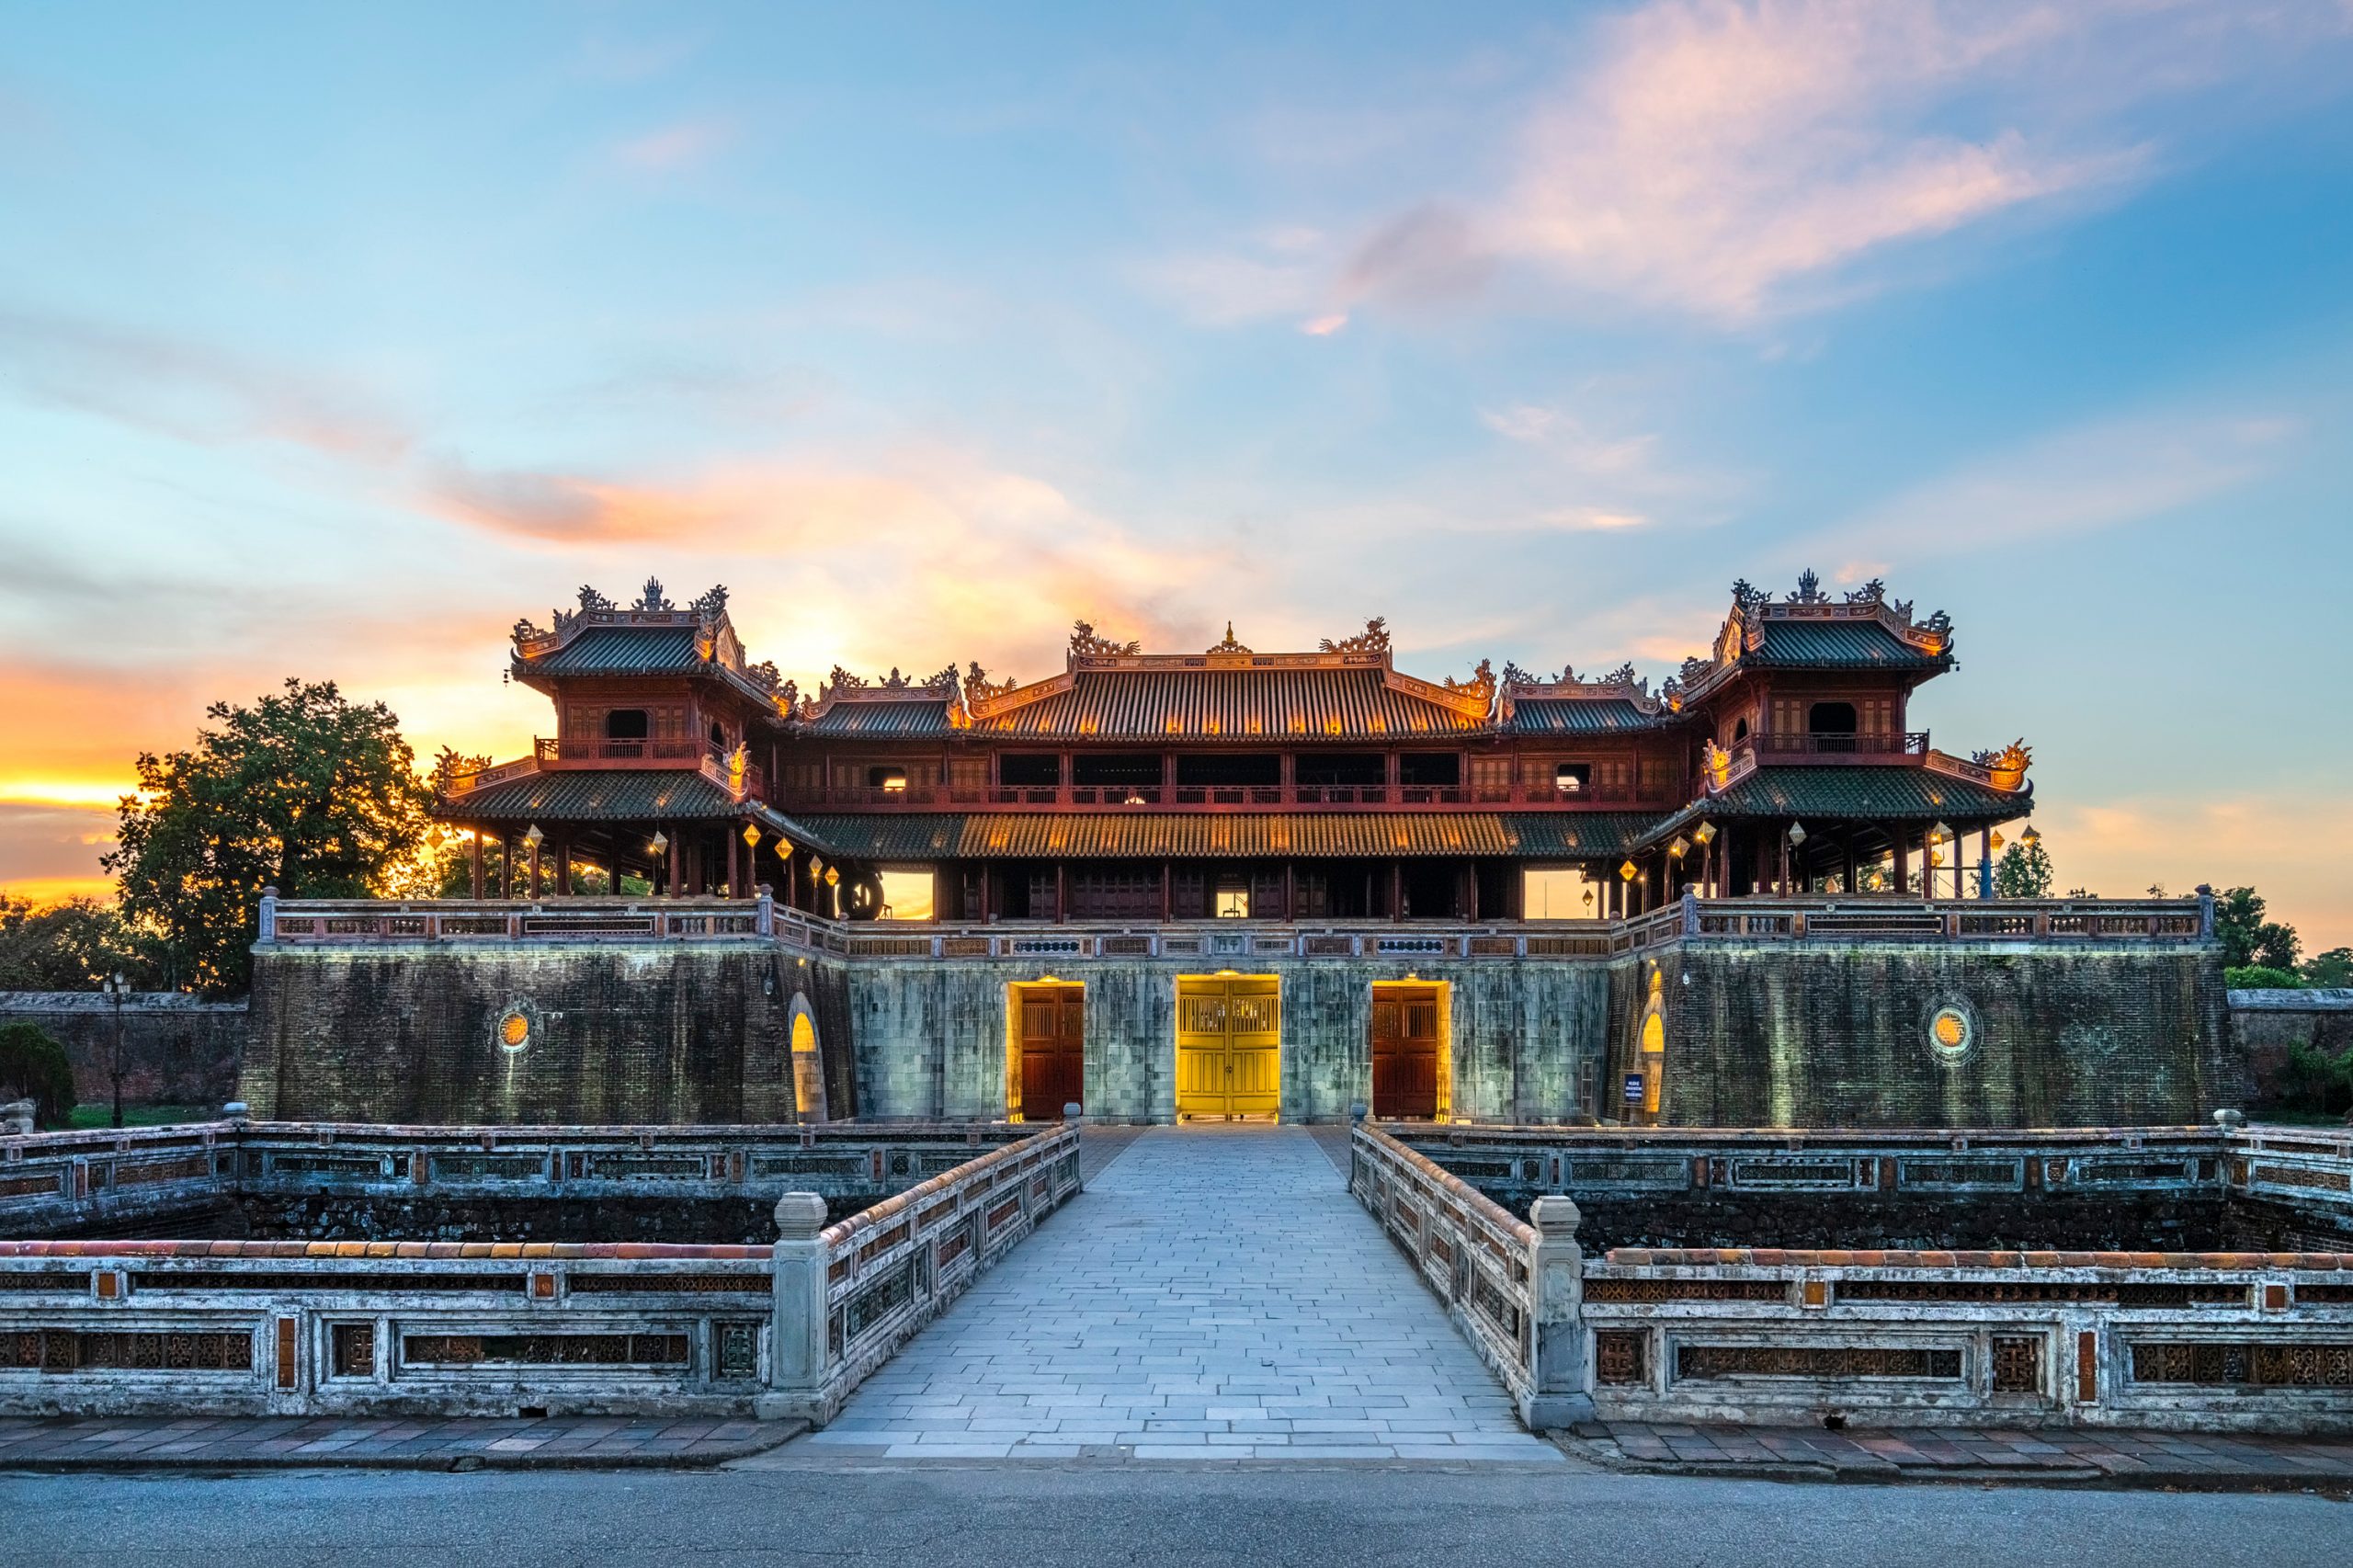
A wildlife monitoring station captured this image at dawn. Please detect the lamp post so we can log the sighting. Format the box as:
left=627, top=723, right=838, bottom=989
left=102, top=971, right=128, bottom=1129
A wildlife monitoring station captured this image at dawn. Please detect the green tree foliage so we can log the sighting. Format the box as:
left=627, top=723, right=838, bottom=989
left=2225, top=965, right=2303, bottom=991
left=2304, top=948, right=2353, bottom=989
left=2212, top=886, right=2301, bottom=971
left=0, top=1022, right=77, bottom=1128
left=0, top=893, right=171, bottom=991
left=2276, top=1042, right=2353, bottom=1120
left=104, top=679, right=434, bottom=996
left=1993, top=838, right=2053, bottom=898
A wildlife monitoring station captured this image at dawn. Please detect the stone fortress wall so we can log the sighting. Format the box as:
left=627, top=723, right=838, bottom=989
left=236, top=897, right=2242, bottom=1130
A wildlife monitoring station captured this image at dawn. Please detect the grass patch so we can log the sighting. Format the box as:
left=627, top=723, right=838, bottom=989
left=63, top=1104, right=212, bottom=1130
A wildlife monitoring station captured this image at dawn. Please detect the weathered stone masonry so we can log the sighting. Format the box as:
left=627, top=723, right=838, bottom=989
left=241, top=911, right=2236, bottom=1130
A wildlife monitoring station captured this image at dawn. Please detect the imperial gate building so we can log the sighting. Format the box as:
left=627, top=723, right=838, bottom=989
left=237, top=574, right=2234, bottom=1131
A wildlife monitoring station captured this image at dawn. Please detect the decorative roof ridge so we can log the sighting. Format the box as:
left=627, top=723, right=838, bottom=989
left=510, top=579, right=790, bottom=704
left=1668, top=570, right=1954, bottom=705
left=1497, top=661, right=1665, bottom=723
left=803, top=664, right=966, bottom=727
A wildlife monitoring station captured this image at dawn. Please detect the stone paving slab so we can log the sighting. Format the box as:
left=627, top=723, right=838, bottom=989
left=766, top=1122, right=1564, bottom=1465
left=1573, top=1421, right=2353, bottom=1492
left=0, top=1414, right=805, bottom=1471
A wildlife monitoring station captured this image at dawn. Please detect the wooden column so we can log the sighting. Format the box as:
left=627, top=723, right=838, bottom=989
left=499, top=835, right=512, bottom=899
left=1464, top=862, right=1478, bottom=921
left=469, top=833, right=483, bottom=900
left=1893, top=826, right=1910, bottom=898
left=1978, top=827, right=1993, bottom=899
left=528, top=836, right=543, bottom=899
left=1391, top=860, right=1404, bottom=921
left=1283, top=862, right=1295, bottom=923
left=1054, top=863, right=1067, bottom=924
left=1777, top=824, right=1790, bottom=895
left=1160, top=861, right=1171, bottom=922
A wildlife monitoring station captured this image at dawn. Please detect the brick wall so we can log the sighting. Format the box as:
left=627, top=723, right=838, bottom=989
left=2230, top=989, right=2353, bottom=1116
left=0, top=993, right=245, bottom=1114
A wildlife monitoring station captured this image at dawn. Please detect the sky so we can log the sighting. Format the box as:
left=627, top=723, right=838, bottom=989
left=1, top=1, right=2350, bottom=949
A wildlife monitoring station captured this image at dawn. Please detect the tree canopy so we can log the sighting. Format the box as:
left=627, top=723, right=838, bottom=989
left=0, top=1022, right=76, bottom=1128
left=2212, top=886, right=2302, bottom=972
left=104, top=678, right=435, bottom=996
left=0, top=893, right=169, bottom=991
left=1993, top=838, right=2053, bottom=898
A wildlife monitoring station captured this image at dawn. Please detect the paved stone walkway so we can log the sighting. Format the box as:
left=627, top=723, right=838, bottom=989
left=786, top=1122, right=1564, bottom=1462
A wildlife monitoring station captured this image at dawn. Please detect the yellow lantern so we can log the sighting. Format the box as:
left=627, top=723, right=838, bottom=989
left=1668, top=835, right=1690, bottom=859
left=742, top=822, right=761, bottom=848
left=1692, top=821, right=1717, bottom=847
left=824, top=865, right=841, bottom=888
left=1618, top=860, right=1639, bottom=881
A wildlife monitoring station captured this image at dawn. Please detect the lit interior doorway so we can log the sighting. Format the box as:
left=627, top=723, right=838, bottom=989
left=1370, top=981, right=1450, bottom=1119
left=1006, top=980, right=1084, bottom=1121
left=1522, top=866, right=1601, bottom=919
left=1175, top=973, right=1279, bottom=1121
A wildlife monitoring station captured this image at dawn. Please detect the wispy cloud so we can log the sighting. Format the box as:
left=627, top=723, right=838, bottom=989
left=1809, top=408, right=2300, bottom=561
left=614, top=119, right=733, bottom=173
left=1153, top=0, right=2352, bottom=327
left=0, top=307, right=412, bottom=460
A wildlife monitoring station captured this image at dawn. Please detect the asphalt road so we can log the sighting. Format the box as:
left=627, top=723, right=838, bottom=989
left=2, top=1461, right=2347, bottom=1568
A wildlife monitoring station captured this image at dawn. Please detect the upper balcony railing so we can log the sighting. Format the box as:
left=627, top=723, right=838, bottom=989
left=1750, top=730, right=1928, bottom=759
left=772, top=780, right=1676, bottom=812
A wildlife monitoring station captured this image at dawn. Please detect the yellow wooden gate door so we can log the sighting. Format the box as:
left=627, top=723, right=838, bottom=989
left=1175, top=975, right=1280, bottom=1120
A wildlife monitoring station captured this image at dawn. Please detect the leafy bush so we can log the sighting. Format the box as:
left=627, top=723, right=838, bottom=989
left=2276, top=1041, right=2353, bottom=1120
left=0, top=1022, right=77, bottom=1129
left=2227, top=965, right=2304, bottom=991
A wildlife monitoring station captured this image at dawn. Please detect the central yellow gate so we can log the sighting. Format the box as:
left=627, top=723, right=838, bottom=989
left=1175, top=974, right=1280, bottom=1121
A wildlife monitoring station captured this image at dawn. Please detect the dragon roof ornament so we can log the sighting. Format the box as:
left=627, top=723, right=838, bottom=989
left=1668, top=570, right=1955, bottom=699
left=1496, top=658, right=1664, bottom=722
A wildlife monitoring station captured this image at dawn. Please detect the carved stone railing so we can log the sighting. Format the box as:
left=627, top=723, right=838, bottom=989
left=767, top=1119, right=1084, bottom=1423
left=256, top=894, right=2212, bottom=961
left=1580, top=1247, right=2353, bottom=1434
left=1347, top=1119, right=1586, bottom=1428
left=1369, top=1121, right=2353, bottom=1433
left=0, top=1119, right=1075, bottom=1421
left=1751, top=731, right=1929, bottom=758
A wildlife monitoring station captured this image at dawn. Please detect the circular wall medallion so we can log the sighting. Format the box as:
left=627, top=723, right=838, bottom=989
left=494, top=1000, right=539, bottom=1054
left=1927, top=1003, right=1974, bottom=1062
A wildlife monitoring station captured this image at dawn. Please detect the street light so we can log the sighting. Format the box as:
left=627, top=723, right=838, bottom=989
left=102, top=971, right=129, bottom=1129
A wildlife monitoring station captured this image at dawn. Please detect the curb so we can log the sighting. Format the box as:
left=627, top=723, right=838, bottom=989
left=0, top=1421, right=808, bottom=1474
left=1559, top=1437, right=2353, bottom=1496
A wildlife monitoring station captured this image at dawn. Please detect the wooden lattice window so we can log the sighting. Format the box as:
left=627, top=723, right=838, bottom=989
left=332, top=1322, right=376, bottom=1379
left=1596, top=1330, right=1648, bottom=1385
left=1990, top=1335, right=2042, bottom=1393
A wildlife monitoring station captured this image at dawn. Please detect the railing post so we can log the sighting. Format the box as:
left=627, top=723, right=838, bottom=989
left=1678, top=888, right=1698, bottom=937
left=756, top=884, right=775, bottom=937
left=760, top=1192, right=831, bottom=1423
left=256, top=886, right=278, bottom=943
left=2196, top=883, right=2215, bottom=940
left=1524, top=1195, right=1593, bottom=1430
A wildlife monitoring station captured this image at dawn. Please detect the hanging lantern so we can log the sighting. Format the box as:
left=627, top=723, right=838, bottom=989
left=2020, top=824, right=2041, bottom=849
left=1668, top=835, right=1690, bottom=859
left=742, top=821, right=761, bottom=848
left=1787, top=822, right=1807, bottom=846
left=774, top=836, right=793, bottom=860
left=1618, top=859, right=1639, bottom=881
left=648, top=830, right=669, bottom=857
left=824, top=866, right=841, bottom=888
left=1989, top=830, right=2005, bottom=854
left=1692, top=821, right=1717, bottom=847
left=1581, top=887, right=1595, bottom=912
left=523, top=823, right=544, bottom=848
left=1927, top=820, right=1952, bottom=846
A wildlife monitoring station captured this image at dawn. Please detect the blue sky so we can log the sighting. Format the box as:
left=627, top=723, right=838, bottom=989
left=1, top=1, right=2349, bottom=947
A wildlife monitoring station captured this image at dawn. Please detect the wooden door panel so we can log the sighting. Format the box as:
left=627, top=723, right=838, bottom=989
left=1176, top=976, right=1279, bottom=1120
left=1018, top=986, right=1084, bottom=1119
left=1370, top=985, right=1440, bottom=1119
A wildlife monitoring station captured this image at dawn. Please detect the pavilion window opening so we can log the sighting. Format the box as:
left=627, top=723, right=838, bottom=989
left=1071, top=753, right=1163, bottom=787
left=604, top=708, right=649, bottom=741
left=1554, top=761, right=1590, bottom=795
left=1175, top=753, right=1279, bottom=788
left=1294, top=752, right=1384, bottom=788
left=1809, top=701, right=1859, bottom=751
left=868, top=764, right=908, bottom=792
left=1397, top=752, right=1460, bottom=787
left=999, top=754, right=1061, bottom=788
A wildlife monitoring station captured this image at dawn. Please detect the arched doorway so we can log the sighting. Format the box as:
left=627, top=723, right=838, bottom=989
left=787, top=994, right=827, bottom=1122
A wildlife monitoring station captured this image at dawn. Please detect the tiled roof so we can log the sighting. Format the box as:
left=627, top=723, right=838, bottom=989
left=1752, top=619, right=1946, bottom=669
left=972, top=668, right=1484, bottom=743
left=802, top=699, right=958, bottom=737
left=790, top=812, right=1652, bottom=861
left=1504, top=698, right=1656, bottom=734
left=522, top=625, right=708, bottom=675
left=437, top=769, right=749, bottom=823
left=1646, top=766, right=2029, bottom=841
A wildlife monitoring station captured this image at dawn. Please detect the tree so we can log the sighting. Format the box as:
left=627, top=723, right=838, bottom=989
left=2306, top=948, right=2353, bottom=989
left=1993, top=838, right=2053, bottom=898
left=105, top=678, right=435, bottom=996
left=0, top=1022, right=76, bottom=1128
left=2212, top=886, right=2300, bottom=971
left=0, top=893, right=171, bottom=991
left=2225, top=965, right=2302, bottom=991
